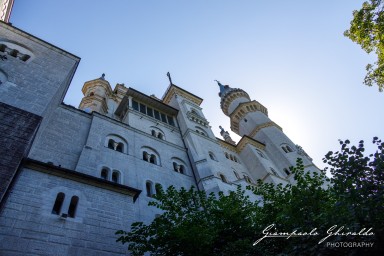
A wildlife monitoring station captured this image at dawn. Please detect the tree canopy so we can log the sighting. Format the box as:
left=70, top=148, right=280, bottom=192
left=116, top=138, right=384, bottom=255
left=345, top=0, right=384, bottom=91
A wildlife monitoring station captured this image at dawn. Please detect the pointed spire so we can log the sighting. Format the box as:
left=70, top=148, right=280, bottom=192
left=219, top=126, right=236, bottom=145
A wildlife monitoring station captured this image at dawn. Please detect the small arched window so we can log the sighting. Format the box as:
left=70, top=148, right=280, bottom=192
left=52, top=192, right=65, bottom=215
left=286, top=145, right=293, bottom=152
left=89, top=92, right=94, bottom=96
left=157, top=133, right=163, bottom=140
left=209, top=152, right=216, bottom=161
left=116, top=143, right=124, bottom=153
left=146, top=181, right=153, bottom=197
left=155, top=183, right=161, bottom=195
left=112, top=171, right=120, bottom=183
left=284, top=168, right=291, bottom=176
left=151, top=130, right=156, bottom=136
left=233, top=171, right=240, bottom=180
left=270, top=168, right=278, bottom=176
left=244, top=175, right=252, bottom=183
left=108, top=139, right=115, bottom=149
left=179, top=165, right=185, bottom=174
left=256, top=150, right=265, bottom=158
left=225, top=152, right=229, bottom=159
left=173, top=162, right=178, bottom=172
left=143, top=151, right=149, bottom=161
left=220, top=174, right=228, bottom=183
left=101, top=168, right=109, bottom=180
left=68, top=196, right=79, bottom=218
left=150, top=154, right=156, bottom=164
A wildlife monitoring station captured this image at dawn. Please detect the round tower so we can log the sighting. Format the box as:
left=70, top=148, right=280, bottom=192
left=79, top=74, right=112, bottom=114
left=217, top=81, right=315, bottom=171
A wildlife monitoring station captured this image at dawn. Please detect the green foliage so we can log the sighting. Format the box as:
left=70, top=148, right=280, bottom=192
left=117, top=138, right=384, bottom=255
left=344, top=0, right=384, bottom=91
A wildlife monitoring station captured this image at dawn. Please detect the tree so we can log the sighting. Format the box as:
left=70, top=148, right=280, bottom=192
left=116, top=138, right=384, bottom=255
left=344, top=1, right=384, bottom=91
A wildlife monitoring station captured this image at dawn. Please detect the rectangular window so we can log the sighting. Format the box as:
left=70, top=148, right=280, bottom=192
left=147, top=107, right=154, bottom=117
left=132, top=100, right=139, bottom=111
left=161, top=113, right=167, bottom=123
left=154, top=110, right=160, bottom=120
left=139, top=103, right=146, bottom=114
left=167, top=115, right=175, bottom=126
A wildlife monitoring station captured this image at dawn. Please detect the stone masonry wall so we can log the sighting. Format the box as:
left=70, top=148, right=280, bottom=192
left=0, top=102, right=41, bottom=206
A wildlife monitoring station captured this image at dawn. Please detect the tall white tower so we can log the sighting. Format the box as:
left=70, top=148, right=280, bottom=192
left=217, top=81, right=318, bottom=181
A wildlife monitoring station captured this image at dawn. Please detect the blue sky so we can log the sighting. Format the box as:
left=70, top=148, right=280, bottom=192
left=10, top=1, right=383, bottom=169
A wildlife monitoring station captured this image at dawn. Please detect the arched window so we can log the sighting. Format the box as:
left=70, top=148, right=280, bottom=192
left=173, top=162, right=178, bottom=172
left=52, top=192, right=65, bottom=215
left=209, top=152, right=216, bottom=161
left=101, top=168, right=109, bottom=180
left=89, top=92, right=94, bottom=96
left=270, top=168, right=278, bottom=176
left=179, top=165, right=185, bottom=174
left=108, top=139, right=115, bottom=149
left=284, top=168, right=291, bottom=176
left=219, top=174, right=228, bottom=183
left=116, top=143, right=124, bottom=153
left=155, top=183, right=161, bottom=195
left=282, top=144, right=293, bottom=153
left=286, top=145, right=293, bottom=152
left=150, top=154, right=156, bottom=164
left=146, top=181, right=153, bottom=197
left=244, top=175, right=252, bottom=183
left=112, top=171, right=120, bottom=183
left=195, top=126, right=207, bottom=137
left=225, top=152, right=229, bottom=159
left=68, top=196, right=79, bottom=218
left=157, top=133, right=163, bottom=140
left=233, top=171, right=240, bottom=180
left=151, top=130, right=156, bottom=136
left=105, top=134, right=128, bottom=154
left=256, top=149, right=265, bottom=158
left=143, top=151, right=149, bottom=161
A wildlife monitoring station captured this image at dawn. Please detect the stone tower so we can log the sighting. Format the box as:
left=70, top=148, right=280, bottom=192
left=217, top=81, right=318, bottom=182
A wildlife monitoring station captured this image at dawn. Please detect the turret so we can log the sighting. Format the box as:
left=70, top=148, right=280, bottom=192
left=219, top=126, right=235, bottom=145
left=79, top=74, right=112, bottom=114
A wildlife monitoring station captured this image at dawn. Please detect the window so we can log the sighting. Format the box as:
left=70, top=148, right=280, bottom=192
left=282, top=144, right=293, bottom=153
left=219, top=174, right=228, bottom=183
left=233, top=171, right=241, bottom=180
left=52, top=192, right=65, bottom=215
left=132, top=100, right=139, bottom=111
left=256, top=149, right=265, bottom=158
left=167, top=115, right=175, bottom=126
left=284, top=168, right=291, bottom=176
left=244, top=175, right=252, bottom=183
left=108, top=139, right=115, bottom=149
left=116, top=143, right=124, bottom=153
left=209, top=152, right=216, bottom=161
left=146, top=181, right=153, bottom=197
left=149, top=155, right=156, bottom=164
left=270, top=168, right=278, bottom=176
left=225, top=152, right=229, bottom=159
left=112, top=171, right=120, bottom=183
left=101, top=168, right=109, bottom=180
left=139, top=103, right=146, bottom=114
left=161, top=113, right=167, bottom=123
left=151, top=130, right=156, bottom=136
left=155, top=183, right=161, bottom=195
left=89, top=92, right=94, bottom=96
left=143, top=151, right=149, bottom=161
left=105, top=135, right=127, bottom=154
left=147, top=107, right=154, bottom=117
left=68, top=196, right=79, bottom=218
left=179, top=165, right=185, bottom=174
left=173, top=162, right=178, bottom=172
left=157, top=133, right=163, bottom=140
left=154, top=110, right=160, bottom=120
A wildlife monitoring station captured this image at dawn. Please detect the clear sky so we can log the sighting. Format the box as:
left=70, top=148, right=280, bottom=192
left=10, top=1, right=384, bottom=169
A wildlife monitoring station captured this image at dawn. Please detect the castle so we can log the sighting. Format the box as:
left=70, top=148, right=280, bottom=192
left=0, top=2, right=318, bottom=255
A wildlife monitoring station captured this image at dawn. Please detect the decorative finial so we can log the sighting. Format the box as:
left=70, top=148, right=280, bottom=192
left=214, top=80, right=223, bottom=86
left=167, top=72, right=173, bottom=85
left=100, top=73, right=105, bottom=80
left=219, top=125, right=224, bottom=132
